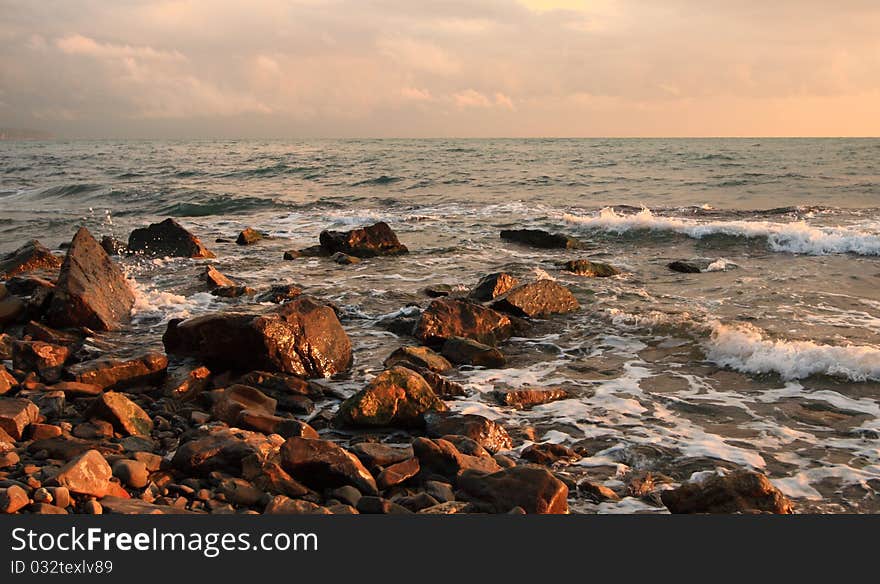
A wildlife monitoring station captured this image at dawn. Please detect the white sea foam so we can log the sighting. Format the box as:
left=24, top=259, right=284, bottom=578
left=704, top=258, right=737, bottom=272
left=564, top=207, right=880, bottom=255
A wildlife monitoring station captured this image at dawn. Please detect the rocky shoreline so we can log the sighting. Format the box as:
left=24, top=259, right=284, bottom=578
left=0, top=219, right=794, bottom=515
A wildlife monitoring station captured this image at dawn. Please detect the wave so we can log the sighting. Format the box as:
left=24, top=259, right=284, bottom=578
left=351, top=175, right=402, bottom=187
left=564, top=207, right=880, bottom=256
left=157, top=195, right=281, bottom=217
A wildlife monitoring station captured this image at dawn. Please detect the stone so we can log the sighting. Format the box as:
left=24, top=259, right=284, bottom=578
left=24, top=321, right=82, bottom=346
left=127, top=218, right=214, bottom=258
left=0, top=333, right=12, bottom=359
left=171, top=428, right=274, bottom=477
left=500, top=229, right=584, bottom=249
left=256, top=284, right=302, bottom=304
left=101, top=496, right=199, bottom=514
left=52, top=450, right=112, bottom=497
left=236, top=227, right=263, bottom=245
left=332, top=252, right=361, bottom=265
left=279, top=436, right=378, bottom=495
left=49, top=486, right=70, bottom=509
left=491, top=280, right=580, bottom=318
left=0, top=451, right=19, bottom=468
left=412, top=437, right=501, bottom=479
left=415, top=298, right=513, bottom=346
left=383, top=346, right=453, bottom=373
left=31, top=503, right=68, bottom=514
left=211, top=285, right=256, bottom=298
left=163, top=296, right=352, bottom=377
left=163, top=364, right=211, bottom=400
left=264, top=496, right=330, bottom=514
left=560, top=259, right=620, bottom=277
left=0, top=295, right=25, bottom=327
left=660, top=470, right=794, bottom=514
left=424, top=412, right=513, bottom=453
left=236, top=410, right=319, bottom=439
left=493, top=387, right=569, bottom=408
left=112, top=459, right=149, bottom=489
left=46, top=227, right=135, bottom=331
left=100, top=235, right=127, bottom=256
left=335, top=366, right=447, bottom=428
left=521, top=443, right=581, bottom=465
left=424, top=284, right=453, bottom=297
left=204, top=265, right=235, bottom=289
left=12, top=340, right=70, bottom=382
left=249, top=460, right=310, bottom=499
left=45, top=381, right=102, bottom=397
left=28, top=423, right=62, bottom=440
left=356, top=496, right=412, bottom=514
left=0, top=485, right=29, bottom=513
left=296, top=245, right=327, bottom=257
left=82, top=500, right=103, bottom=514
left=349, top=442, right=414, bottom=470
left=419, top=501, right=471, bottom=514
left=132, top=452, right=163, bottom=472
left=211, top=384, right=276, bottom=425
left=0, top=397, right=40, bottom=440
left=469, top=272, right=519, bottom=301
left=412, top=367, right=468, bottom=398
left=0, top=365, right=18, bottom=395
left=237, top=370, right=317, bottom=396
left=441, top=337, right=506, bottom=368
left=319, top=221, right=408, bottom=258
left=668, top=260, right=703, bottom=273
left=394, top=493, right=440, bottom=512
left=0, top=240, right=62, bottom=279
left=282, top=250, right=302, bottom=260
left=458, top=465, right=569, bottom=514
left=329, top=485, right=362, bottom=507
left=376, top=457, right=420, bottom=490
left=218, top=477, right=265, bottom=506
left=578, top=480, right=620, bottom=502
left=86, top=392, right=153, bottom=437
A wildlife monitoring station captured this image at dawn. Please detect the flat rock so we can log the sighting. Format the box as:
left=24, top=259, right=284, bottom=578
left=415, top=298, right=513, bottom=346
left=383, top=345, right=453, bottom=373
left=319, top=221, right=408, bottom=258
left=350, top=442, right=414, bottom=469
left=0, top=240, right=62, bottom=279
left=45, top=381, right=102, bottom=397
left=0, top=397, right=40, bottom=440
left=493, top=387, right=569, bottom=408
left=67, top=352, right=168, bottom=390
left=491, top=280, right=579, bottom=318
left=660, top=470, right=794, bottom=514
left=424, top=412, right=513, bottom=453
left=128, top=218, right=214, bottom=258
left=280, top=436, right=378, bottom=495
left=52, top=449, right=112, bottom=497
left=335, top=366, right=447, bottom=428
left=87, top=392, right=153, bottom=437
left=256, top=284, right=302, bottom=304
left=469, top=272, right=519, bottom=301
left=376, top=457, right=420, bottom=490
left=458, top=465, right=569, bottom=514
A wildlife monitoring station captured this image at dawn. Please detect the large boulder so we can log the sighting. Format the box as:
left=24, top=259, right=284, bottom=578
left=469, top=272, right=518, bottom=301
left=127, top=218, right=214, bottom=258
left=66, top=352, right=168, bottom=390
left=414, top=298, right=512, bottom=346
left=52, top=450, right=112, bottom=498
left=336, top=367, right=447, bottom=428
left=491, top=280, right=579, bottom=318
left=458, top=465, right=569, bottom=514
left=0, top=240, right=62, bottom=279
left=500, top=229, right=584, bottom=249
left=280, top=436, right=378, bottom=495
left=163, top=296, right=352, bottom=377
left=46, top=227, right=135, bottom=331
left=319, top=221, right=408, bottom=258
left=660, top=470, right=794, bottom=514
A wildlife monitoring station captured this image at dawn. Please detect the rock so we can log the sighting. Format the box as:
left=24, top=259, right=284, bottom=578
left=0, top=451, right=19, bottom=468
left=280, top=436, right=378, bottom=495
left=210, top=285, right=256, bottom=298
left=0, top=333, right=12, bottom=359
left=411, top=367, right=467, bottom=398
left=163, top=296, right=352, bottom=377
left=356, top=496, right=412, bottom=514
left=127, top=218, right=214, bottom=258
left=29, top=423, right=62, bottom=440
left=264, top=496, right=330, bottom=515
left=424, top=480, right=455, bottom=503
left=102, top=497, right=199, bottom=515
left=282, top=250, right=302, bottom=260
left=52, top=450, right=112, bottom=497
left=171, top=427, right=274, bottom=477
left=0, top=485, right=29, bottom=513
left=100, top=235, right=127, bottom=256
left=412, top=437, right=501, bottom=479
left=491, top=280, right=579, bottom=318
left=375, top=308, right=420, bottom=337
left=424, top=284, right=453, bottom=297
left=560, top=259, right=619, bottom=277
left=383, top=346, right=453, bottom=373
left=335, top=366, right=447, bottom=428
left=578, top=480, right=620, bottom=502
left=424, top=412, right=513, bottom=453
left=112, top=459, right=149, bottom=489
left=521, top=443, right=581, bottom=465
left=211, top=384, right=277, bottom=424
left=376, top=457, right=420, bottom=490
left=236, top=410, right=319, bottom=439
left=236, top=227, right=263, bottom=245
left=332, top=252, right=361, bottom=265
left=394, top=493, right=439, bottom=512
left=415, top=298, right=513, bottom=346
left=458, top=465, right=569, bottom=514
left=67, top=352, right=168, bottom=390
left=45, top=381, right=102, bottom=397
left=493, top=387, right=569, bottom=408
left=0, top=295, right=25, bottom=327
left=500, top=229, right=583, bottom=249
left=12, top=340, right=70, bottom=382
left=0, top=397, right=40, bottom=440
left=46, top=227, right=135, bottom=331
left=329, top=486, right=362, bottom=507
left=319, top=221, right=408, bottom=258
left=245, top=457, right=310, bottom=499
left=218, top=477, right=265, bottom=506
left=660, top=470, right=794, bottom=514
left=87, top=392, right=154, bottom=437
left=418, top=501, right=471, bottom=514
left=163, top=364, right=211, bottom=400
left=236, top=370, right=317, bottom=396
left=296, top=245, right=328, bottom=257
left=204, top=265, right=235, bottom=289
left=49, top=487, right=70, bottom=509
left=441, top=337, right=506, bottom=368
left=256, top=284, right=302, bottom=304
left=668, top=260, right=702, bottom=274
left=1, top=365, right=20, bottom=395
left=350, top=443, right=414, bottom=470
left=82, top=500, right=103, bottom=514
left=469, top=272, right=519, bottom=301
left=24, top=320, right=82, bottom=346
left=0, top=240, right=62, bottom=279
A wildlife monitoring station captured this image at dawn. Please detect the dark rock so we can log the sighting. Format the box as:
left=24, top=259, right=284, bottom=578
left=171, top=427, right=273, bottom=477
left=12, top=340, right=70, bottom=382
left=394, top=493, right=439, bottom=512
left=102, top=496, right=199, bottom=515
left=0, top=397, right=40, bottom=440
left=87, top=392, right=153, bottom=437
left=469, top=272, right=518, bottom=301
left=356, top=496, right=412, bottom=514
left=491, top=280, right=579, bottom=318
left=46, top=381, right=102, bottom=397
left=282, top=250, right=302, bottom=260
left=319, top=221, right=408, bottom=258
left=668, top=260, right=702, bottom=274
left=376, top=457, right=420, bottom=490
left=204, top=265, right=235, bottom=289
left=237, top=410, right=319, bottom=439
left=162, top=364, right=211, bottom=400
left=424, top=480, right=455, bottom=503
left=236, top=370, right=317, bottom=396
left=350, top=442, right=414, bottom=470
left=0, top=296, right=25, bottom=327
left=100, top=236, right=127, bottom=256
left=236, top=227, right=263, bottom=245
left=329, top=486, right=363, bottom=507
left=493, top=387, right=569, bottom=408
left=52, top=450, right=112, bottom=497
left=279, top=436, right=378, bottom=495
left=578, top=480, right=620, bottom=502
left=660, top=470, right=794, bottom=514
left=112, top=459, right=149, bottom=489
left=218, top=477, right=265, bottom=506
left=256, top=284, right=302, bottom=304
left=248, top=460, right=310, bottom=499
left=211, top=384, right=276, bottom=424
left=46, top=227, right=135, bottom=331
left=441, top=337, right=506, bottom=368
left=424, top=412, right=513, bottom=453
left=128, top=218, right=214, bottom=258
left=410, top=367, right=468, bottom=398
left=424, top=284, right=453, bottom=297
left=296, top=245, right=328, bottom=257
left=375, top=307, right=420, bottom=337
left=24, top=321, right=82, bottom=346
left=0, top=485, right=29, bottom=513
left=458, top=465, right=569, bottom=514
left=0, top=240, right=62, bottom=279
left=332, top=252, right=361, bottom=265
left=439, top=435, right=490, bottom=458
left=560, top=259, right=619, bottom=277
left=500, top=229, right=584, bottom=249
left=335, top=366, right=447, bottom=428
left=264, top=496, right=330, bottom=515
left=411, top=437, right=501, bottom=479
left=418, top=501, right=471, bottom=514
left=210, top=285, right=256, bottom=298
left=415, top=298, right=512, bottom=346
left=383, top=346, right=452, bottom=373
left=67, top=352, right=168, bottom=390
left=521, top=443, right=581, bottom=465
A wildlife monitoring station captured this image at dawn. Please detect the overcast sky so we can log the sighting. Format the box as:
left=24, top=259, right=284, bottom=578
left=1, top=0, right=878, bottom=138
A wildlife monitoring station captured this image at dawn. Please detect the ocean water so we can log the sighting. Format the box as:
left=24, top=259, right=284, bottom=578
left=3, top=138, right=880, bottom=512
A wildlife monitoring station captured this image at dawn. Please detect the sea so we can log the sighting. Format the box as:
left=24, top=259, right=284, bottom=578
left=2, top=137, right=880, bottom=513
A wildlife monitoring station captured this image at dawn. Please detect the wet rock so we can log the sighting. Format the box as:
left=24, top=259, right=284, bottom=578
left=296, top=245, right=328, bottom=257
left=376, top=457, right=420, bottom=490
left=282, top=250, right=302, bottom=260
left=668, top=260, right=702, bottom=274
left=469, top=272, right=518, bottom=301
left=578, top=480, right=620, bottom=502
left=424, top=412, right=513, bottom=453
left=171, top=427, right=274, bottom=477
left=521, top=443, right=581, bottom=465
left=67, top=352, right=168, bottom=390
left=319, top=221, right=408, bottom=258
left=255, top=284, right=302, bottom=304
left=52, top=450, right=112, bottom=497
left=100, top=236, right=127, bottom=256
left=13, top=340, right=70, bottom=383
left=236, top=227, right=263, bottom=245
left=660, top=470, right=794, bottom=514
left=424, top=480, right=455, bottom=503
left=500, top=229, right=584, bottom=250
left=0, top=240, right=62, bottom=279
left=236, top=370, right=317, bottom=396
left=87, top=392, right=153, bottom=437
left=46, top=227, right=135, bottom=331
left=0, top=397, right=40, bottom=440
left=350, top=442, right=414, bottom=470
left=411, top=367, right=468, bottom=398
left=163, top=296, right=352, bottom=377
left=45, top=381, right=102, bottom=397
left=383, top=346, right=453, bottom=373
left=163, top=364, right=211, bottom=400
left=415, top=298, right=513, bottom=346
left=211, top=285, right=256, bottom=298
left=356, top=496, right=412, bottom=514
left=0, top=365, right=17, bottom=395
left=128, top=218, right=215, bottom=258
left=335, top=366, right=447, bottom=428
left=264, top=496, right=330, bottom=515
left=0, top=485, right=29, bottom=513
left=560, top=259, right=619, bottom=277
left=375, top=307, right=420, bottom=337
left=237, top=410, right=319, bottom=439
left=412, top=437, right=501, bottom=479
left=280, top=436, right=378, bottom=495
left=424, top=284, right=453, bottom=297
left=458, top=465, right=569, bottom=514
left=211, top=384, right=277, bottom=424
left=493, top=387, right=569, bottom=408
left=204, top=265, right=236, bottom=289
left=112, top=459, right=149, bottom=489
left=441, top=337, right=506, bottom=368
left=332, top=252, right=361, bottom=265
left=491, top=280, right=579, bottom=318
left=24, top=320, right=82, bottom=346
left=0, top=295, right=26, bottom=327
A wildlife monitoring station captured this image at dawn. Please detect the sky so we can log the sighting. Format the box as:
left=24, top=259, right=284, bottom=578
left=1, top=0, right=879, bottom=138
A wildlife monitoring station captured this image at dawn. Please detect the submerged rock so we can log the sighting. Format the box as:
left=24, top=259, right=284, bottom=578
left=500, top=229, right=584, bottom=250
left=661, top=470, right=794, bottom=514
left=560, top=259, right=619, bottom=277
left=332, top=252, right=361, bottom=265
left=128, top=218, right=215, bottom=258
left=319, top=221, right=408, bottom=258
left=458, top=465, right=569, bottom=514
left=415, top=298, right=512, bottom=346
left=491, top=280, right=579, bottom=318
left=469, top=272, right=518, bottom=301
left=336, top=366, right=447, bottom=428
left=100, top=236, right=127, bottom=256
left=0, top=240, right=62, bottom=279
left=255, top=284, right=302, bottom=304
left=667, top=260, right=703, bottom=274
